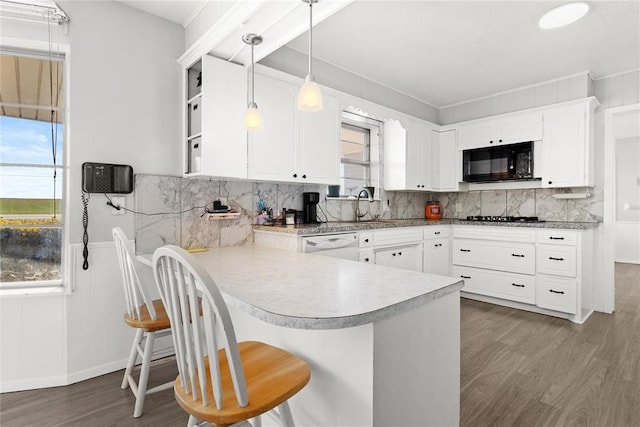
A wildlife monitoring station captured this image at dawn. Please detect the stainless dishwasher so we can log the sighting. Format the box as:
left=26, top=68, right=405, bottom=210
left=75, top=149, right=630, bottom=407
left=301, top=233, right=358, bottom=261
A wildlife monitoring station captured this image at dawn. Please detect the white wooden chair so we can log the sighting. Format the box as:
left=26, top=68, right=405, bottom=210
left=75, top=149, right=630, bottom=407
left=152, top=245, right=310, bottom=427
left=112, top=227, right=174, bottom=418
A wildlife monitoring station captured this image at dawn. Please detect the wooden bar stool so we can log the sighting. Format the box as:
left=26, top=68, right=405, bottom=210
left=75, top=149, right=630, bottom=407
left=152, top=245, right=310, bottom=427
left=112, top=227, right=174, bottom=418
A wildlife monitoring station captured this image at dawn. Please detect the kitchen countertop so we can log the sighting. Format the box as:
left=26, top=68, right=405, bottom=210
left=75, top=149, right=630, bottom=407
left=253, top=218, right=600, bottom=235
left=139, top=245, right=463, bottom=330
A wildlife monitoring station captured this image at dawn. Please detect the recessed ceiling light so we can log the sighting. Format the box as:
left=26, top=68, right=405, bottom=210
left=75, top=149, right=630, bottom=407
left=539, top=2, right=590, bottom=29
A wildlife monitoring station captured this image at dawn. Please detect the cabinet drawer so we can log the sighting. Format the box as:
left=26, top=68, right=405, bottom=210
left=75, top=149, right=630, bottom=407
left=359, top=248, right=374, bottom=264
left=423, top=227, right=450, bottom=240
left=536, top=230, right=577, bottom=246
left=453, top=266, right=535, bottom=304
left=359, top=232, right=373, bottom=248
left=537, top=276, right=577, bottom=314
left=537, top=245, right=576, bottom=277
left=453, top=226, right=536, bottom=243
left=453, top=239, right=535, bottom=275
left=374, top=228, right=422, bottom=246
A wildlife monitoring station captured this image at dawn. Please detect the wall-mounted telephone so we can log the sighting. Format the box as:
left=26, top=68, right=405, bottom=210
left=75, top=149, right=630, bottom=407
left=82, top=162, right=133, bottom=194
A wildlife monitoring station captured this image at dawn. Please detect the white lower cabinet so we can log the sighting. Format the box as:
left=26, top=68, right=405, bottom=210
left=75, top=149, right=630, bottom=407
left=453, top=226, right=592, bottom=324
left=357, top=228, right=423, bottom=272
left=423, top=226, right=451, bottom=276
left=375, top=243, right=423, bottom=272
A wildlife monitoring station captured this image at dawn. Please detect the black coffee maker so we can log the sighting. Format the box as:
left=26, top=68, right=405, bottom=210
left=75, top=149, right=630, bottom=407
left=303, top=192, right=320, bottom=224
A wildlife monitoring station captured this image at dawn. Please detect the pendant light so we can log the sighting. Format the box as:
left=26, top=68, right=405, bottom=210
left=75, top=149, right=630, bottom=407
left=297, top=0, right=323, bottom=112
left=243, top=33, right=263, bottom=130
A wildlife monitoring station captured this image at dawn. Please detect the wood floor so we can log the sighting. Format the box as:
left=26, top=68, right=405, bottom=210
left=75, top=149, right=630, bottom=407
left=1, top=263, right=639, bottom=426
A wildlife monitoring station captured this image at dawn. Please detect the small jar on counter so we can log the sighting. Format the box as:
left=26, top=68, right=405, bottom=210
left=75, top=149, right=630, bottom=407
left=425, top=201, right=442, bottom=220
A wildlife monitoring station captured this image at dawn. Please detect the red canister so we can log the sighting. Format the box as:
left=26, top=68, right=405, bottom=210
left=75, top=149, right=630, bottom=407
left=425, top=201, right=442, bottom=220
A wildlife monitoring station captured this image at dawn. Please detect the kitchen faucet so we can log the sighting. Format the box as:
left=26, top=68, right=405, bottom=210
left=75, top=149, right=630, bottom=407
left=355, top=187, right=375, bottom=221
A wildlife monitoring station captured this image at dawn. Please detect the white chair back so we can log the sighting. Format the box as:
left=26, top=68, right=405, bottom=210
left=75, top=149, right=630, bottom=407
left=112, top=227, right=157, bottom=321
left=152, top=245, right=248, bottom=410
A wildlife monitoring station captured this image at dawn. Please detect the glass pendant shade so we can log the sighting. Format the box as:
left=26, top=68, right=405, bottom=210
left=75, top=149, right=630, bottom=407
left=297, top=75, right=323, bottom=112
left=243, top=102, right=263, bottom=130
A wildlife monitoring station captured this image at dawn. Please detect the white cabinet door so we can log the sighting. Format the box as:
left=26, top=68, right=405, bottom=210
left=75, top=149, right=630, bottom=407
left=190, top=55, right=247, bottom=178
left=375, top=243, right=423, bottom=272
left=431, top=129, right=458, bottom=191
left=542, top=103, right=587, bottom=188
left=299, top=93, right=340, bottom=185
left=423, top=238, right=450, bottom=276
left=248, top=73, right=298, bottom=182
left=457, top=111, right=542, bottom=150
left=496, top=111, right=542, bottom=145
left=406, top=119, right=431, bottom=190
left=383, top=119, right=408, bottom=190
left=383, top=118, right=431, bottom=191
left=457, top=120, right=495, bottom=150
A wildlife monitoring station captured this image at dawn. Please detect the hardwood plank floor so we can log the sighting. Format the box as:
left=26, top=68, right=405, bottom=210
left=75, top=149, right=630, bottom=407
left=1, top=263, right=638, bottom=426
left=461, top=263, right=640, bottom=427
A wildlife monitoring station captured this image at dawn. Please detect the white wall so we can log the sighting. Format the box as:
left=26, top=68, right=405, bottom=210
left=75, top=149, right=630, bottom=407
left=261, top=45, right=440, bottom=124
left=0, top=1, right=183, bottom=392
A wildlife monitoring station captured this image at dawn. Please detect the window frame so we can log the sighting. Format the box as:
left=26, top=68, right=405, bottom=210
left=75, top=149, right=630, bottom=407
left=338, top=111, right=382, bottom=198
left=1, top=37, right=70, bottom=295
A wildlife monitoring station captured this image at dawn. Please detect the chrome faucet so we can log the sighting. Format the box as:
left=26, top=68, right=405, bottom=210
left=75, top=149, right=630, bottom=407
left=355, top=187, right=374, bottom=221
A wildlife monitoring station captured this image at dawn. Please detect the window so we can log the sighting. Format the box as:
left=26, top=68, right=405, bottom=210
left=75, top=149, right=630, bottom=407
left=339, top=111, right=381, bottom=197
left=0, top=50, right=65, bottom=288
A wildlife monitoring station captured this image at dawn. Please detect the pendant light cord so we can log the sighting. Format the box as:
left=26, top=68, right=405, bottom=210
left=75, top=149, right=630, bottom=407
left=250, top=39, right=255, bottom=105
left=308, top=1, right=313, bottom=76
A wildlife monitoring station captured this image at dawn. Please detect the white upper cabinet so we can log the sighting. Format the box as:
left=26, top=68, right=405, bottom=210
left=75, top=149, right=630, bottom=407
left=299, top=94, right=341, bottom=185
left=384, top=117, right=432, bottom=191
left=248, top=70, right=340, bottom=185
left=431, top=129, right=458, bottom=191
left=185, top=55, right=247, bottom=178
left=247, top=73, right=298, bottom=182
left=541, top=98, right=597, bottom=188
left=457, top=111, right=542, bottom=150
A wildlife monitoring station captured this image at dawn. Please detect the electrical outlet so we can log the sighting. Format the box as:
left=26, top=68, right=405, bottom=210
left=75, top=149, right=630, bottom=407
left=111, top=196, right=125, bottom=215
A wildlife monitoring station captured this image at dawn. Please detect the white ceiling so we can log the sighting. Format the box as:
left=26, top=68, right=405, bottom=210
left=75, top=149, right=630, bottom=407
left=118, top=0, right=640, bottom=108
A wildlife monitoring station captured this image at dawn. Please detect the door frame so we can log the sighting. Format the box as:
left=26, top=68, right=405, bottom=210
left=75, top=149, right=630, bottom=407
left=603, top=103, right=640, bottom=313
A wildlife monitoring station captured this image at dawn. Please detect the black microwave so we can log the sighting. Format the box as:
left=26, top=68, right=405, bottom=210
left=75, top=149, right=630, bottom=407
left=462, top=141, right=540, bottom=183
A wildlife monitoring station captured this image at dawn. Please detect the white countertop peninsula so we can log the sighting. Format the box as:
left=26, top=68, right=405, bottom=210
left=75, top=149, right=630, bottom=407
left=139, top=245, right=462, bottom=426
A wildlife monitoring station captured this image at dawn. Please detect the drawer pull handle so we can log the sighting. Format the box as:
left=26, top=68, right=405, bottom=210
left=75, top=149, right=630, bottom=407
left=364, top=238, right=369, bottom=243
left=549, top=237, right=565, bottom=240
left=434, top=243, right=442, bottom=247
left=460, top=275, right=471, bottom=279
left=511, top=283, right=525, bottom=288
left=398, top=252, right=402, bottom=256
left=511, top=253, right=525, bottom=258
left=549, top=289, right=565, bottom=294
left=460, top=249, right=471, bottom=252
left=434, top=231, right=441, bottom=235
left=364, top=257, right=370, bottom=262
left=549, top=256, right=565, bottom=261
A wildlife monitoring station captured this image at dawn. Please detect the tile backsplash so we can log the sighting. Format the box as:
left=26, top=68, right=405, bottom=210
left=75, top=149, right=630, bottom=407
left=134, top=174, right=601, bottom=253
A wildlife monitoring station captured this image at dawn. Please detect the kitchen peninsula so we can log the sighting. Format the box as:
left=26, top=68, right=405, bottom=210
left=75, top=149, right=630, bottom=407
left=140, top=245, right=463, bottom=426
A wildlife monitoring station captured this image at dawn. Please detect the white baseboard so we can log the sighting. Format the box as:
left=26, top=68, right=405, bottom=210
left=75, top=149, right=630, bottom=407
left=0, top=347, right=175, bottom=393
